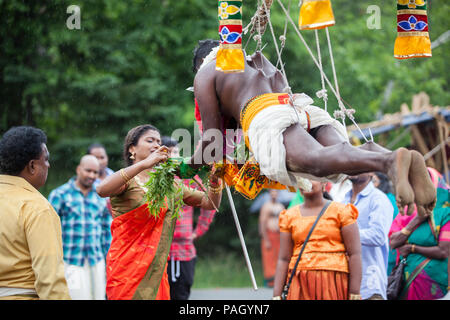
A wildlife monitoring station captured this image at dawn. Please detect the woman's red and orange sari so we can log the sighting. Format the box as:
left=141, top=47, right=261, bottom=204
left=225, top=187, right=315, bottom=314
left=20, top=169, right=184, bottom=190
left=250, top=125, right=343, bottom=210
left=106, top=178, right=205, bottom=300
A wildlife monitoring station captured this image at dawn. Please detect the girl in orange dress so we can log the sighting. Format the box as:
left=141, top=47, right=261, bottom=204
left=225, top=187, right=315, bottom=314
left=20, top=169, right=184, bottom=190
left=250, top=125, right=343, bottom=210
left=272, top=180, right=362, bottom=300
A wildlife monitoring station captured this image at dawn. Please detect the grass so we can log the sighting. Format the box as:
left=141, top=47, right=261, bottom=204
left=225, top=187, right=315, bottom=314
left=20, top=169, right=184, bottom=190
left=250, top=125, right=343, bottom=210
left=192, top=252, right=264, bottom=289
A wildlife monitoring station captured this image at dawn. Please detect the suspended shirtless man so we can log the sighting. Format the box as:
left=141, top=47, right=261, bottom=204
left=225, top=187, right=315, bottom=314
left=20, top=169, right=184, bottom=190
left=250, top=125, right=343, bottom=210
left=189, top=40, right=436, bottom=217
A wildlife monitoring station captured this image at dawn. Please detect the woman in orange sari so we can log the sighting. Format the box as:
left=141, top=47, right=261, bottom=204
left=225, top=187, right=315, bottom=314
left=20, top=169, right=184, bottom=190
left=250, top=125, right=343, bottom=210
left=97, top=124, right=222, bottom=300
left=272, top=180, right=362, bottom=300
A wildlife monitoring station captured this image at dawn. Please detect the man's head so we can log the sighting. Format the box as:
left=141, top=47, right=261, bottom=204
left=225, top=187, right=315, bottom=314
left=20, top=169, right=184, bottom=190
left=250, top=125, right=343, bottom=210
left=348, top=173, right=372, bottom=186
left=192, top=39, right=220, bottom=73
left=161, top=136, right=180, bottom=158
left=76, top=155, right=100, bottom=190
left=87, top=143, right=108, bottom=175
left=0, top=126, right=49, bottom=189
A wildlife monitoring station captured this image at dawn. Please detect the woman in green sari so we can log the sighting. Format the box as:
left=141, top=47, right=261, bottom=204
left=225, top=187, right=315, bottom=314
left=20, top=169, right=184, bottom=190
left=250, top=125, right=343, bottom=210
left=389, top=167, right=450, bottom=300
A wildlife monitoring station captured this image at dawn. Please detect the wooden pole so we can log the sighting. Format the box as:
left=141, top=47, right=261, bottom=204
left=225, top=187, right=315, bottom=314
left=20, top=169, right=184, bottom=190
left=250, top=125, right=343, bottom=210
left=410, top=124, right=436, bottom=168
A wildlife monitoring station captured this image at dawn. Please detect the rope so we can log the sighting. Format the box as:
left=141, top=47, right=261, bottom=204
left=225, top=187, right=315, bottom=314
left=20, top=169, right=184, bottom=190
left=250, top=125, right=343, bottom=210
left=276, top=0, right=369, bottom=142
left=276, top=0, right=291, bottom=69
left=314, top=29, right=328, bottom=112
left=243, top=0, right=369, bottom=142
left=261, top=0, right=305, bottom=126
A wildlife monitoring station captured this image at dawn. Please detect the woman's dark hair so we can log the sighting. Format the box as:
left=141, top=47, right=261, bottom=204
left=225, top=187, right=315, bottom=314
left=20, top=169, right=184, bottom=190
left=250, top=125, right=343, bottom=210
left=123, top=124, right=160, bottom=166
left=87, top=142, right=106, bottom=154
left=161, top=136, right=178, bottom=148
left=192, top=39, right=220, bottom=73
left=0, top=126, right=47, bottom=175
left=374, top=171, right=393, bottom=194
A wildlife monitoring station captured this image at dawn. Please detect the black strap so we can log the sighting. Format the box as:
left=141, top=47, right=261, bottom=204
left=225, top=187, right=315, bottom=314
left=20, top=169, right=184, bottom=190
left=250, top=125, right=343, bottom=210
left=281, top=200, right=331, bottom=299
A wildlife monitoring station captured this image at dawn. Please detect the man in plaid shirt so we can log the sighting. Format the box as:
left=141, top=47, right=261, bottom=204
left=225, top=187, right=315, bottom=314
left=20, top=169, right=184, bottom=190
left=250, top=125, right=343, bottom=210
left=163, top=137, right=216, bottom=300
left=48, top=155, right=112, bottom=300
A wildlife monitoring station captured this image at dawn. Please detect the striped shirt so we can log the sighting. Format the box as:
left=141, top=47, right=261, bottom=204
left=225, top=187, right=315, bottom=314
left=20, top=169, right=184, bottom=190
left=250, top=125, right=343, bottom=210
left=48, top=178, right=112, bottom=267
left=169, top=178, right=216, bottom=261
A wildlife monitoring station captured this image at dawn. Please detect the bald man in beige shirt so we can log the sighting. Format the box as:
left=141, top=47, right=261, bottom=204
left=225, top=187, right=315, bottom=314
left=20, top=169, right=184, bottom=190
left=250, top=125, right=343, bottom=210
left=0, top=126, right=70, bottom=300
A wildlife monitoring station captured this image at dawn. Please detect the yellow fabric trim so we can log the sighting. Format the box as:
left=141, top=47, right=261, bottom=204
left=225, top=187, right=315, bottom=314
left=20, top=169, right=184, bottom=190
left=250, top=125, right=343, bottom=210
left=397, top=31, right=429, bottom=37
left=240, top=93, right=289, bottom=149
left=219, top=19, right=242, bottom=26
left=219, top=43, right=243, bottom=49
left=228, top=159, right=294, bottom=199
left=394, top=35, right=431, bottom=59
left=397, top=9, right=428, bottom=15
left=216, top=47, right=245, bottom=73
left=299, top=0, right=335, bottom=30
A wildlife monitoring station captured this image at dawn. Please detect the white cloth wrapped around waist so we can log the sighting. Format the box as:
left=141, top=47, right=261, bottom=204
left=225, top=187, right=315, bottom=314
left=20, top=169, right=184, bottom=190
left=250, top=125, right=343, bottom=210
left=247, top=93, right=348, bottom=191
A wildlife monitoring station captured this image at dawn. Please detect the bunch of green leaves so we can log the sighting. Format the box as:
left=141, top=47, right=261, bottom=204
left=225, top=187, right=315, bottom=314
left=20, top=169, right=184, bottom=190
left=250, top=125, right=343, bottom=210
left=143, top=158, right=184, bottom=219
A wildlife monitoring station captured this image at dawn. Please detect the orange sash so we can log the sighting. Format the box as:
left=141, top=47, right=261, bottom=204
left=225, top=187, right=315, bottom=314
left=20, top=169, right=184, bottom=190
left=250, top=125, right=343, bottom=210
left=106, top=203, right=174, bottom=300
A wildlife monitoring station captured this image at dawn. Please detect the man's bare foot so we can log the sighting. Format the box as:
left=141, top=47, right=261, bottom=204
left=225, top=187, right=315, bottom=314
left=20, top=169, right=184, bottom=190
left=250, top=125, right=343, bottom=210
left=408, top=150, right=437, bottom=217
left=387, top=148, right=415, bottom=215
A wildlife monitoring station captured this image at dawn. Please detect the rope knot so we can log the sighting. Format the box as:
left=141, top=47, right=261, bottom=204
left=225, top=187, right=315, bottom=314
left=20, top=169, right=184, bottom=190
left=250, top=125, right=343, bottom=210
left=345, top=108, right=356, bottom=120
left=316, top=89, right=328, bottom=101
left=333, top=110, right=346, bottom=120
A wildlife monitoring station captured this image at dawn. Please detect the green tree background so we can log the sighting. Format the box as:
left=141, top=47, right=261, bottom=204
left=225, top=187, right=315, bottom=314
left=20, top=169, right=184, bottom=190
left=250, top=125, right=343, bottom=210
left=1, top=0, right=449, bottom=277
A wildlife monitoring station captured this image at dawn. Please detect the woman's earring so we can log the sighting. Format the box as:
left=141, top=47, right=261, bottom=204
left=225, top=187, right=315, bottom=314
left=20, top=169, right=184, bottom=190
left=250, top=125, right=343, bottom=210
left=130, top=153, right=136, bottom=160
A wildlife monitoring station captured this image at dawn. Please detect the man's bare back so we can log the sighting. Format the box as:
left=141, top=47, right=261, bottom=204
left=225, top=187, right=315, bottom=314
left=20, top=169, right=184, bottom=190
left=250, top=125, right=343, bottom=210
left=195, top=51, right=288, bottom=124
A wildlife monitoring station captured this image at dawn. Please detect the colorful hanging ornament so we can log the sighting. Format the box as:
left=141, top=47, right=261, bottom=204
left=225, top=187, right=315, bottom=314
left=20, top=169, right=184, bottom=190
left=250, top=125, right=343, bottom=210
left=298, top=0, right=335, bottom=30
left=216, top=0, right=245, bottom=73
left=394, top=0, right=432, bottom=59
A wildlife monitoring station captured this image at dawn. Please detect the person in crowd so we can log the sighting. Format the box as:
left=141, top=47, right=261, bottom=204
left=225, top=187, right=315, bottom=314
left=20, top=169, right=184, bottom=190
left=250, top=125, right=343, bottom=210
left=343, top=173, right=394, bottom=300
left=96, top=124, right=222, bottom=300
left=87, top=143, right=114, bottom=183
left=259, top=189, right=285, bottom=288
left=88, top=142, right=115, bottom=215
left=272, top=180, right=362, bottom=300
left=161, top=136, right=217, bottom=300
left=0, top=126, right=70, bottom=300
left=389, top=167, right=449, bottom=300
left=371, top=171, right=400, bottom=275
left=48, top=155, right=112, bottom=300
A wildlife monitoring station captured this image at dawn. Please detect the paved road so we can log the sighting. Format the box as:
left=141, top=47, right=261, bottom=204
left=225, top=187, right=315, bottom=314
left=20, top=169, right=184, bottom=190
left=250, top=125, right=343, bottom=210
left=190, top=287, right=273, bottom=300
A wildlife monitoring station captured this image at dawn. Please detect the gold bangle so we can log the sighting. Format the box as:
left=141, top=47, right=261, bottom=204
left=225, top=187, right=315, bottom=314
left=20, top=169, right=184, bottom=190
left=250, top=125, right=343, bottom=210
left=272, top=296, right=281, bottom=300
left=411, top=244, right=416, bottom=253
left=120, top=169, right=131, bottom=184
left=349, top=294, right=362, bottom=300
left=208, top=185, right=222, bottom=194
left=400, top=228, right=412, bottom=236
left=208, top=179, right=222, bottom=193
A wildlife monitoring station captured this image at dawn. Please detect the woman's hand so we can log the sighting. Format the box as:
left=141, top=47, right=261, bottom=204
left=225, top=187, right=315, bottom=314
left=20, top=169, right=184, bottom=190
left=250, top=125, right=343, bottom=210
left=141, top=146, right=169, bottom=169
left=398, top=244, right=413, bottom=257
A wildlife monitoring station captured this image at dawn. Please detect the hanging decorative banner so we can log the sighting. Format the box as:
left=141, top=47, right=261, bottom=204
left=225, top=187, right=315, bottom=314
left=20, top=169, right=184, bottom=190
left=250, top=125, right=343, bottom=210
left=394, top=0, right=432, bottom=59
left=298, top=0, right=335, bottom=30
left=216, top=0, right=245, bottom=73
